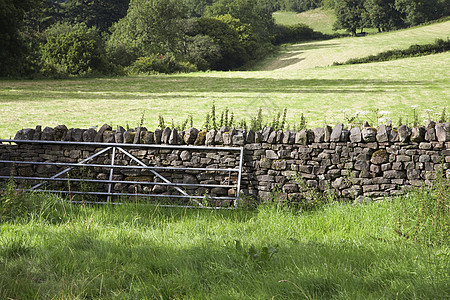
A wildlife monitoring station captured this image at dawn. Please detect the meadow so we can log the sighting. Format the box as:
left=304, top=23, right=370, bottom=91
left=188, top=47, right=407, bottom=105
left=1, top=50, right=449, bottom=138
left=0, top=190, right=449, bottom=299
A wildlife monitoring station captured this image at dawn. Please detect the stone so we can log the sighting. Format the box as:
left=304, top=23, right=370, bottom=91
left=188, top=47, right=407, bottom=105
left=122, top=130, right=135, bottom=144
left=330, top=123, right=344, bottom=142
left=262, top=127, right=273, bottom=142
left=324, top=125, right=332, bottom=142
left=313, top=128, right=325, bottom=143
left=376, top=125, right=389, bottom=143
left=272, top=160, right=287, bottom=170
left=72, top=128, right=84, bottom=142
left=232, top=134, right=245, bottom=146
left=103, top=131, right=115, bottom=143
left=180, top=150, right=191, bottom=161
left=384, top=170, right=406, bottom=179
left=267, top=131, right=277, bottom=144
left=183, top=175, right=198, bottom=185
left=212, top=131, right=222, bottom=144
left=41, top=127, right=55, bottom=141
left=266, top=150, right=278, bottom=159
left=161, top=127, right=171, bottom=144
left=95, top=124, right=112, bottom=142
left=410, top=127, right=425, bottom=143
left=205, top=130, right=216, bottom=145
left=54, top=125, right=68, bottom=140
left=276, top=131, right=283, bottom=143
left=425, top=127, right=437, bottom=141
left=371, top=149, right=389, bottom=164
left=134, top=127, right=146, bottom=144
left=223, top=132, right=232, bottom=145
left=63, top=128, right=72, bottom=141
left=169, top=128, right=178, bottom=145
left=194, top=130, right=207, bottom=145
left=184, top=127, right=199, bottom=144
left=115, top=126, right=125, bottom=143
left=282, top=184, right=298, bottom=193
left=142, top=131, right=154, bottom=144
left=361, top=127, right=377, bottom=142
left=154, top=128, right=162, bottom=144
left=219, top=126, right=229, bottom=133
left=340, top=129, right=350, bottom=142
left=349, top=127, right=362, bottom=143
left=295, top=129, right=308, bottom=145
left=33, top=126, right=42, bottom=140
left=398, top=125, right=412, bottom=142
left=436, top=123, right=450, bottom=142
left=23, top=128, right=36, bottom=140
left=246, top=130, right=255, bottom=144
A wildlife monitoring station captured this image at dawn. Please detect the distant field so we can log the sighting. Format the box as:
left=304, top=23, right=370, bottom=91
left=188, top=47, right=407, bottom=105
left=258, top=21, right=450, bottom=71
left=1, top=52, right=448, bottom=138
left=274, top=8, right=349, bottom=35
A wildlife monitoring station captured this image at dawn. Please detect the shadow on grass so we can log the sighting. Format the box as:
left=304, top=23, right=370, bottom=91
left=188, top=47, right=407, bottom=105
left=1, top=221, right=447, bottom=299
left=1, top=77, right=432, bottom=100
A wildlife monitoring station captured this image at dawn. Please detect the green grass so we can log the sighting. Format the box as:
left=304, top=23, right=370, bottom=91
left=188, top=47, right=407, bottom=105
left=0, top=193, right=448, bottom=299
left=274, top=8, right=349, bottom=35
left=258, top=20, right=450, bottom=70
left=1, top=51, right=449, bottom=138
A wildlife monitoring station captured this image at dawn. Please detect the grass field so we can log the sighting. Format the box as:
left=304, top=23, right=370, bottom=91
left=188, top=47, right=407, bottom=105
left=1, top=51, right=449, bottom=138
left=274, top=8, right=350, bottom=35
left=258, top=20, right=450, bottom=70
left=0, top=193, right=448, bottom=299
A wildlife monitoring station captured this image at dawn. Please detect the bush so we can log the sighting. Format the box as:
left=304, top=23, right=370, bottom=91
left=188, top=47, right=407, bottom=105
left=274, top=23, right=325, bottom=44
left=127, top=54, right=197, bottom=74
left=40, top=23, right=112, bottom=76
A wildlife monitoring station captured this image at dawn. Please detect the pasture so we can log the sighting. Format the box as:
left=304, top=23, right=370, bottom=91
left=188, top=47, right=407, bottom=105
left=1, top=51, right=449, bottom=138
left=1, top=192, right=449, bottom=299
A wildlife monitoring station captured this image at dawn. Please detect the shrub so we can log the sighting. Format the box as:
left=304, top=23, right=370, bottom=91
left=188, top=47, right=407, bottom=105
left=127, top=54, right=197, bottom=74
left=274, top=23, right=325, bottom=45
left=40, top=23, right=112, bottom=76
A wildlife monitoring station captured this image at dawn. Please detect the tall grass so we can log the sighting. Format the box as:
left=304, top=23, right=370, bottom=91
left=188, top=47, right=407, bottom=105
left=1, top=185, right=449, bottom=299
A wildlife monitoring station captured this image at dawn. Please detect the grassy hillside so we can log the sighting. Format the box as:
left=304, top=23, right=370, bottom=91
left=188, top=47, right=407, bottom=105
left=0, top=51, right=449, bottom=138
left=258, top=20, right=450, bottom=71
left=274, top=8, right=347, bottom=35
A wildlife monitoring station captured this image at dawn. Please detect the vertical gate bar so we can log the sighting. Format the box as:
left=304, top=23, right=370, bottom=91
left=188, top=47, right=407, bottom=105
left=235, top=147, right=244, bottom=208
left=107, top=147, right=116, bottom=202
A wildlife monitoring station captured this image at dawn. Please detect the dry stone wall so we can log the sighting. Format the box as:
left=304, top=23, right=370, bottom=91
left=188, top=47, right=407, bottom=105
left=2, top=121, right=449, bottom=203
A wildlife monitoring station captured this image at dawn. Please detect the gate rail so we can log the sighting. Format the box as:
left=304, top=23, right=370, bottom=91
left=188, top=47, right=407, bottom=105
left=0, top=139, right=244, bottom=209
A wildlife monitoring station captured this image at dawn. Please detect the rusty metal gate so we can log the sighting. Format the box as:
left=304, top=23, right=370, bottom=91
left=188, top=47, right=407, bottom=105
left=0, top=139, right=244, bottom=209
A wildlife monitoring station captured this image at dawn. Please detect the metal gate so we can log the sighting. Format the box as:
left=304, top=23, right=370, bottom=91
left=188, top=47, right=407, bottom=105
left=0, top=139, right=244, bottom=209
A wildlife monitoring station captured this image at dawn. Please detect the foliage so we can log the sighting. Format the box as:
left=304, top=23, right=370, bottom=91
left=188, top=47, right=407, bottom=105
left=62, top=0, right=130, bottom=33
left=274, top=23, right=323, bottom=44
left=40, top=23, right=110, bottom=76
left=364, top=0, right=402, bottom=31
left=333, top=0, right=369, bottom=35
left=278, top=0, right=323, bottom=13
left=0, top=0, right=42, bottom=77
left=235, top=240, right=279, bottom=264
left=188, top=15, right=257, bottom=70
left=106, top=0, right=186, bottom=67
left=393, top=167, right=449, bottom=246
left=127, top=53, right=197, bottom=75
left=334, top=38, right=450, bottom=65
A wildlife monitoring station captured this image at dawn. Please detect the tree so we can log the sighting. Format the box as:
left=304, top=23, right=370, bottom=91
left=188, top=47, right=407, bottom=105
left=106, top=0, right=186, bottom=66
left=395, top=0, right=443, bottom=26
left=333, top=0, right=369, bottom=35
left=41, top=22, right=109, bottom=75
left=62, top=0, right=130, bottom=32
left=0, top=0, right=42, bottom=76
left=364, top=0, right=402, bottom=31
